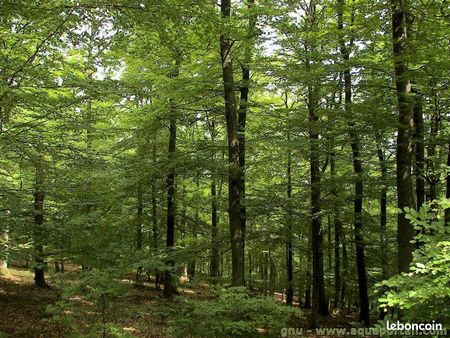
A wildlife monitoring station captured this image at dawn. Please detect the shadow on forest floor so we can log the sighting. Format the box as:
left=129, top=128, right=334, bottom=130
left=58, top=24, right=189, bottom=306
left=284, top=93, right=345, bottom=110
left=0, top=267, right=360, bottom=338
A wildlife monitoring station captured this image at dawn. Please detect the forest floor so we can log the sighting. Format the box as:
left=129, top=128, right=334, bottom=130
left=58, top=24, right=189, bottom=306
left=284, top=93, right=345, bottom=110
left=0, top=267, right=358, bottom=338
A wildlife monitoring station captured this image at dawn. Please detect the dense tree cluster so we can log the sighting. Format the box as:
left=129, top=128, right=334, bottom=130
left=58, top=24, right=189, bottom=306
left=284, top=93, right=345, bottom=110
left=1, top=0, right=449, bottom=332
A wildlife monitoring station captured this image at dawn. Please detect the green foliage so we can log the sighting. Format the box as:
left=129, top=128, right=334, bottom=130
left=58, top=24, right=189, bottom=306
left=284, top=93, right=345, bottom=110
left=377, top=201, right=450, bottom=324
left=47, top=270, right=132, bottom=337
left=171, top=287, right=301, bottom=338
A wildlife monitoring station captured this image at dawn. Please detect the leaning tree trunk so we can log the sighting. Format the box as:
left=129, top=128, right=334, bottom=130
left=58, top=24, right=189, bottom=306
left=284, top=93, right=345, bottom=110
left=220, top=0, right=245, bottom=287
left=391, top=0, right=415, bottom=273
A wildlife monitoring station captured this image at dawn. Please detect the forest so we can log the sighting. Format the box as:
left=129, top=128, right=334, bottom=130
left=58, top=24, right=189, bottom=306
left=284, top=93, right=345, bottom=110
left=0, top=0, right=449, bottom=337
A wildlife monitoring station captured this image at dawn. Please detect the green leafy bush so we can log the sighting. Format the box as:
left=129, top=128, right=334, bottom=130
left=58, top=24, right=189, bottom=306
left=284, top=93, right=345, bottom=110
left=377, top=201, right=450, bottom=325
left=47, top=269, right=131, bottom=337
left=171, top=287, right=301, bottom=338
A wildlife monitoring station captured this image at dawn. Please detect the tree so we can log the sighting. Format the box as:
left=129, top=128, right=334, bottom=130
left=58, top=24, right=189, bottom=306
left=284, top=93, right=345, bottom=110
left=390, top=0, right=415, bottom=273
left=219, top=0, right=245, bottom=287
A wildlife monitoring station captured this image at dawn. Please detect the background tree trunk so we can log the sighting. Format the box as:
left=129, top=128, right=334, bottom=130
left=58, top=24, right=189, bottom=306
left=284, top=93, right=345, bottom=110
left=220, top=0, right=245, bottom=287
left=308, top=84, right=328, bottom=322
left=33, top=149, right=46, bottom=288
left=391, top=0, right=415, bottom=273
left=330, top=152, right=341, bottom=309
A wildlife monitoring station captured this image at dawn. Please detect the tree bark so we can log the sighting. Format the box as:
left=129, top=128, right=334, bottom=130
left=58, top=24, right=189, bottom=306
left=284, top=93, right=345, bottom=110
left=238, top=0, right=256, bottom=269
left=304, top=230, right=312, bottom=309
left=33, top=149, right=46, bottom=288
left=445, top=140, right=450, bottom=225
left=376, top=142, right=388, bottom=280
left=286, top=131, right=294, bottom=306
left=413, top=93, right=425, bottom=211
left=391, top=0, right=415, bottom=273
left=1, top=226, right=9, bottom=270
left=330, top=152, right=341, bottom=309
left=340, top=232, right=348, bottom=308
left=163, top=59, right=180, bottom=297
left=337, top=0, right=369, bottom=324
left=220, top=0, right=245, bottom=286
left=308, top=84, right=328, bottom=320
left=135, top=184, right=143, bottom=286
left=151, top=141, right=160, bottom=289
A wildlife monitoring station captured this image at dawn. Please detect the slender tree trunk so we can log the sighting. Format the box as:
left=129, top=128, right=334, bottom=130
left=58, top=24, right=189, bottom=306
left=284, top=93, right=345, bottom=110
left=286, top=131, right=294, bottom=306
left=33, top=150, right=46, bottom=288
left=238, top=0, right=256, bottom=268
left=1, top=226, right=9, bottom=270
left=340, top=232, right=348, bottom=308
left=391, top=0, right=415, bottom=273
left=330, top=152, right=341, bottom=309
left=208, top=121, right=220, bottom=279
left=308, top=84, right=328, bottom=322
left=269, top=252, right=276, bottom=296
left=163, top=59, right=180, bottom=297
left=188, top=193, right=199, bottom=280
left=304, top=231, right=311, bottom=309
left=413, top=93, right=425, bottom=211
left=151, top=139, right=160, bottom=289
left=445, top=140, right=450, bottom=225
left=376, top=142, right=388, bottom=280
left=135, top=184, right=143, bottom=286
left=337, top=0, right=369, bottom=324
left=220, top=0, right=245, bottom=286
left=426, top=112, right=439, bottom=203
left=210, top=179, right=220, bottom=277
left=164, top=114, right=177, bottom=298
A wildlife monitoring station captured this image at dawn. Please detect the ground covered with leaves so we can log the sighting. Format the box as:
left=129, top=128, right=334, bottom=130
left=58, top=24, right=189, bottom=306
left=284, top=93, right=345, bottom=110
left=0, top=268, right=365, bottom=338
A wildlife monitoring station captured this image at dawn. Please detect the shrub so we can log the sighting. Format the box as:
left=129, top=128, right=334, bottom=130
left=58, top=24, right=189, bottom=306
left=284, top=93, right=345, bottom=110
left=377, top=201, right=450, bottom=325
left=171, top=287, right=301, bottom=338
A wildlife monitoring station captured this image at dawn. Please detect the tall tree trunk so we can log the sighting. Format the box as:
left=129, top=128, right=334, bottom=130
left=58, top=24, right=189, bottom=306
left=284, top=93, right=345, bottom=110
left=445, top=140, right=450, bottom=225
left=151, top=141, right=160, bottom=289
left=33, top=149, right=46, bottom=288
left=426, top=111, right=439, bottom=203
left=391, top=0, right=415, bottom=273
left=337, top=0, right=369, bottom=325
left=188, top=190, right=199, bottom=280
left=413, top=93, right=425, bottom=211
left=304, top=231, right=312, bottom=309
left=208, top=121, right=220, bottom=279
left=330, top=152, right=341, bottom=309
left=238, top=0, right=256, bottom=268
left=376, top=142, right=388, bottom=280
left=220, top=0, right=245, bottom=287
left=135, top=184, right=143, bottom=286
left=163, top=59, right=180, bottom=297
left=164, top=114, right=177, bottom=298
left=308, top=84, right=328, bottom=322
left=286, top=131, right=294, bottom=306
left=340, top=232, right=348, bottom=308
left=210, top=179, right=220, bottom=278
